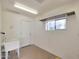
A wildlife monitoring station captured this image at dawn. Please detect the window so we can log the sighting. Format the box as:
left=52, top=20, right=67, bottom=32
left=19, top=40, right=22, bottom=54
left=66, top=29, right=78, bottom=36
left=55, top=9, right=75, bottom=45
left=45, top=18, right=66, bottom=31
left=56, top=19, right=66, bottom=30
left=45, top=20, right=55, bottom=31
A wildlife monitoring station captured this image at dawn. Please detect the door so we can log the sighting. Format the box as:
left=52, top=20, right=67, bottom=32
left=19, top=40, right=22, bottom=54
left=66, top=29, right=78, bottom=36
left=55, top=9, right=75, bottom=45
left=20, top=21, right=31, bottom=47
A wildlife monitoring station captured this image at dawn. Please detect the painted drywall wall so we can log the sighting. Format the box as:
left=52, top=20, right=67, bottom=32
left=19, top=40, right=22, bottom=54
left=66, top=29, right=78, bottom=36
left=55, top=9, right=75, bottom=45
left=31, top=1, right=79, bottom=59
left=36, top=1, right=79, bottom=20
left=1, top=1, right=79, bottom=59
left=0, top=0, right=2, bottom=59
left=2, top=11, right=32, bottom=47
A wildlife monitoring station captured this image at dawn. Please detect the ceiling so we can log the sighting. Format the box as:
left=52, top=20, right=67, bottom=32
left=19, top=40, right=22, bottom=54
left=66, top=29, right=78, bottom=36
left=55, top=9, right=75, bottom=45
left=2, top=0, right=78, bottom=18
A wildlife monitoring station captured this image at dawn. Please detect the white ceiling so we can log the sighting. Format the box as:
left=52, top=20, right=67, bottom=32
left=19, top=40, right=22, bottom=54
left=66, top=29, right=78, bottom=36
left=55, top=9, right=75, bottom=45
left=2, top=0, right=78, bottom=18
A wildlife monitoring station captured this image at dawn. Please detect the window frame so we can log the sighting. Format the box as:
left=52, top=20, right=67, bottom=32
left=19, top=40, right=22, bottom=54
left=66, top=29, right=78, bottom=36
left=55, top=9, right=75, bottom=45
left=45, top=17, right=67, bottom=31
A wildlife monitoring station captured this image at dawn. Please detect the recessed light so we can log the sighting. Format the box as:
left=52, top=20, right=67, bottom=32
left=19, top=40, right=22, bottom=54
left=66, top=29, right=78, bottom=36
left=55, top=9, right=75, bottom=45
left=14, top=2, right=38, bottom=14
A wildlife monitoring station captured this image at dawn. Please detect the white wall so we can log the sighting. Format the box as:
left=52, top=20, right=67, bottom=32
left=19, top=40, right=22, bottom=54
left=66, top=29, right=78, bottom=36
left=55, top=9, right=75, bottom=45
left=2, top=11, right=32, bottom=47
left=0, top=0, right=2, bottom=59
left=31, top=1, right=79, bottom=59
left=1, top=1, right=79, bottom=59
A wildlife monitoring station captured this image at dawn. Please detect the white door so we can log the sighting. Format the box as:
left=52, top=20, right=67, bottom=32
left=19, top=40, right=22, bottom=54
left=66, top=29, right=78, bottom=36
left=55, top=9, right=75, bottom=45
left=20, top=21, right=31, bottom=47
